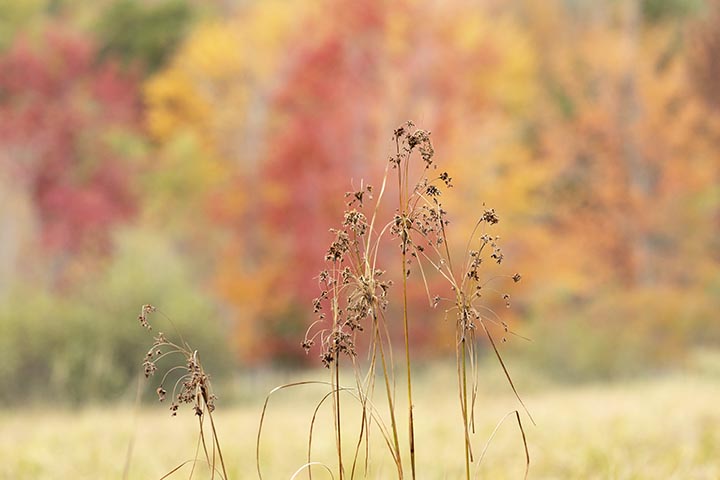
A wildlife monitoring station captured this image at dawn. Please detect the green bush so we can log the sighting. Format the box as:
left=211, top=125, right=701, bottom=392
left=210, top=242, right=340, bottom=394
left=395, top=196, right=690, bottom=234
left=96, top=0, right=194, bottom=72
left=515, top=286, right=720, bottom=381
left=0, top=228, right=233, bottom=405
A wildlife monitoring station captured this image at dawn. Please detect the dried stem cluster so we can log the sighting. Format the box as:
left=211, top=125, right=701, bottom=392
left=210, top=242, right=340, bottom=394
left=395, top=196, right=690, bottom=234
left=140, top=122, right=531, bottom=480
left=296, top=122, right=531, bottom=479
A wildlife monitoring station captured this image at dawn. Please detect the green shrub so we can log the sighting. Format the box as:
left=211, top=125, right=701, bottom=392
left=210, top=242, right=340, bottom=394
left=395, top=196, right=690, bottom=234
left=0, top=228, right=233, bottom=405
left=517, top=286, right=720, bottom=381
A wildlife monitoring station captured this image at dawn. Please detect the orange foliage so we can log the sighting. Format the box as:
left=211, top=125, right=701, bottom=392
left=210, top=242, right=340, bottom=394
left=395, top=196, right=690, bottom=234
left=139, top=0, right=720, bottom=364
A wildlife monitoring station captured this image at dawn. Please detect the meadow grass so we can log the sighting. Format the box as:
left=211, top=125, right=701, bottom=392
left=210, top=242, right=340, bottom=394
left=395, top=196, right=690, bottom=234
left=1, top=360, right=718, bottom=479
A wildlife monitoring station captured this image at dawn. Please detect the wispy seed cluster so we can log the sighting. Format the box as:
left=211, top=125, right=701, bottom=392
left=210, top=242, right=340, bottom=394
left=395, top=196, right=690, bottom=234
left=138, top=305, right=216, bottom=417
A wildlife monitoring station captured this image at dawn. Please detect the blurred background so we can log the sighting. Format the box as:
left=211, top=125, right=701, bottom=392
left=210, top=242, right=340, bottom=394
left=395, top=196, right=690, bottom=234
left=0, top=0, right=720, bottom=401
left=0, top=0, right=719, bottom=477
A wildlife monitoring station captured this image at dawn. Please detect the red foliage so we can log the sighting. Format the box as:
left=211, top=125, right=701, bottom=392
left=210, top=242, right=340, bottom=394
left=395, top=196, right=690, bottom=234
left=257, top=0, right=503, bottom=360
left=0, top=27, right=141, bottom=256
left=263, top=0, right=388, bottom=303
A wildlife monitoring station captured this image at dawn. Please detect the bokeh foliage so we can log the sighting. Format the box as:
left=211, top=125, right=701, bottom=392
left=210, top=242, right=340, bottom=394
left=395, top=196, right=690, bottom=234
left=0, top=0, right=718, bottom=403
left=0, top=229, right=231, bottom=405
left=95, top=0, right=194, bottom=72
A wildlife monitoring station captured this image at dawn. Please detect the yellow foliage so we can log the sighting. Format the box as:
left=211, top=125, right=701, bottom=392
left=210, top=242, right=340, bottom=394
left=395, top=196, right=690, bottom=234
left=144, top=0, right=309, bottom=162
left=137, top=0, right=720, bottom=363
left=145, top=69, right=211, bottom=143
left=453, top=12, right=537, bottom=113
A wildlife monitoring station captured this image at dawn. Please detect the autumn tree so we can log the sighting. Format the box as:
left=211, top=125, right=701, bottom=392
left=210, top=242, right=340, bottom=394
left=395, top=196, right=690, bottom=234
left=516, top=0, right=718, bottom=287
left=143, top=0, right=313, bottom=362
left=263, top=0, right=540, bottom=356
left=0, top=26, right=143, bottom=285
left=141, top=0, right=546, bottom=361
left=143, top=0, right=719, bottom=368
left=505, top=0, right=720, bottom=375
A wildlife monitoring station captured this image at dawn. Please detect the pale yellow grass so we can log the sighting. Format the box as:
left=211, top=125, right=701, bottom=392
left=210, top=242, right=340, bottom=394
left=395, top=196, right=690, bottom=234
left=0, top=365, right=718, bottom=479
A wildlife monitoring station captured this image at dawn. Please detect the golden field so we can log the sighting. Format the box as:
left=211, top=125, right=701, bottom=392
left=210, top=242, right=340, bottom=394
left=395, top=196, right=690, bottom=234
left=2, top=357, right=719, bottom=480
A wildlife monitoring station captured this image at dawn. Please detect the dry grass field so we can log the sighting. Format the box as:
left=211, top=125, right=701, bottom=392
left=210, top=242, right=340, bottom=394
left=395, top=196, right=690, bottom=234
left=1, top=359, right=719, bottom=480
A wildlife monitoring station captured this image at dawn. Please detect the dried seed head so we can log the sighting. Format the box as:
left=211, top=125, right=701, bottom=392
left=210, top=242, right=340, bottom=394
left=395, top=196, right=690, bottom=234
left=482, top=209, right=499, bottom=225
left=439, top=171, right=453, bottom=187
left=143, top=360, right=157, bottom=378
left=138, top=304, right=156, bottom=330
left=325, top=229, right=350, bottom=262
left=426, top=185, right=441, bottom=197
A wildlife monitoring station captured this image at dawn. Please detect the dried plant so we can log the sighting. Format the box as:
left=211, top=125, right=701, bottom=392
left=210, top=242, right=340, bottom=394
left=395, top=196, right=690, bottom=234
left=138, top=304, right=228, bottom=480
left=390, top=122, right=532, bottom=480
left=299, top=171, right=405, bottom=479
left=141, top=122, right=531, bottom=480
left=287, top=121, right=532, bottom=479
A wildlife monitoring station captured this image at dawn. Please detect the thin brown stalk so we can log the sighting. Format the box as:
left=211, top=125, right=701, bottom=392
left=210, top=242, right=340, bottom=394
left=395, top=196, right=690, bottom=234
left=308, top=390, right=339, bottom=480
left=475, top=410, right=530, bottom=480
left=461, top=338, right=471, bottom=480
left=291, top=463, right=336, bottom=480
left=205, top=397, right=228, bottom=479
left=396, top=133, right=416, bottom=480
left=257, top=381, right=334, bottom=480
left=333, top=356, right=344, bottom=480
left=158, top=459, right=225, bottom=480
left=195, top=410, right=211, bottom=478
left=479, top=320, right=535, bottom=425
left=373, top=311, right=403, bottom=477
left=159, top=461, right=198, bottom=480
left=349, top=385, right=369, bottom=480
